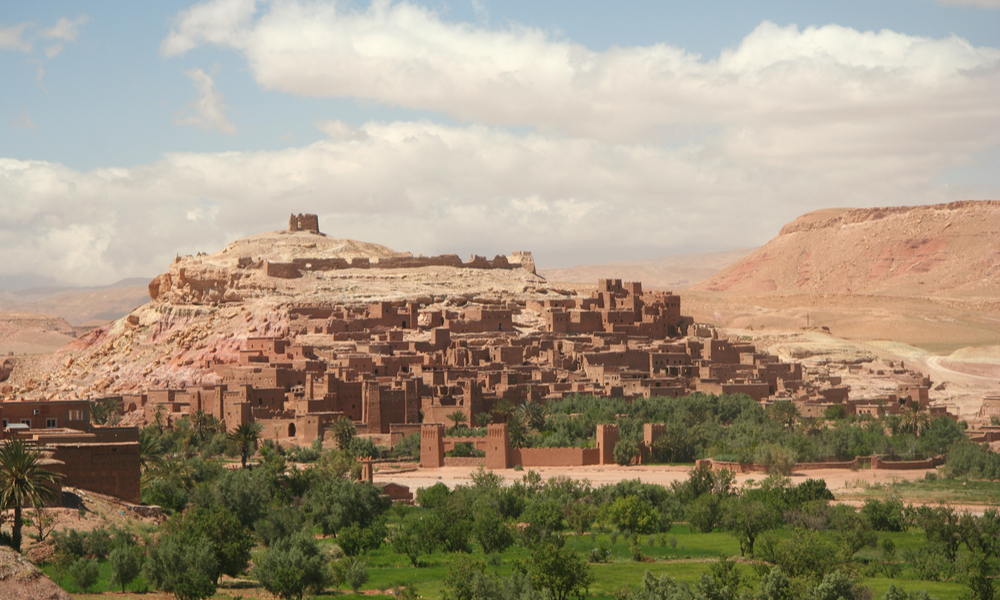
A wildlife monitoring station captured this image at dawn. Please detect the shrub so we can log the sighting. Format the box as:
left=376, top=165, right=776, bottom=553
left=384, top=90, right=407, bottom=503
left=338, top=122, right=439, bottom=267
left=67, top=557, right=99, bottom=592
left=587, top=545, right=610, bottom=563
left=613, top=439, right=639, bottom=466
left=109, top=544, right=143, bottom=593
left=342, top=557, right=369, bottom=592
left=254, top=533, right=331, bottom=599
left=605, top=495, right=659, bottom=534
left=143, top=535, right=218, bottom=600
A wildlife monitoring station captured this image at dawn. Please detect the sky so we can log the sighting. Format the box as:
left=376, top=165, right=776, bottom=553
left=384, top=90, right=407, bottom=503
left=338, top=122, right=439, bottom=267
left=2, top=0, right=999, bottom=289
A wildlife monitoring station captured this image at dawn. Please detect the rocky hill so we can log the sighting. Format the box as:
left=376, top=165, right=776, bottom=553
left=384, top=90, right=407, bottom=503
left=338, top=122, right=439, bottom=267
left=3, top=219, right=562, bottom=400
left=695, top=201, right=1000, bottom=296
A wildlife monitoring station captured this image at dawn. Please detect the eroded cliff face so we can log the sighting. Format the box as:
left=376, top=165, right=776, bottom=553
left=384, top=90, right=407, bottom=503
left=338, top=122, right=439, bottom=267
left=695, top=201, right=1000, bottom=296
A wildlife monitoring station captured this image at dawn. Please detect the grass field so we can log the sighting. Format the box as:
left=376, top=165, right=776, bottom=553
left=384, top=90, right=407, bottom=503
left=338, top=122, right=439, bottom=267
left=50, top=522, right=971, bottom=600
left=838, top=475, right=1000, bottom=506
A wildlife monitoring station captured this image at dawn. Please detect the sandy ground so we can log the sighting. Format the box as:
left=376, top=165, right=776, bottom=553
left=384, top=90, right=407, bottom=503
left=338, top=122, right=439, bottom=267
left=375, top=464, right=937, bottom=496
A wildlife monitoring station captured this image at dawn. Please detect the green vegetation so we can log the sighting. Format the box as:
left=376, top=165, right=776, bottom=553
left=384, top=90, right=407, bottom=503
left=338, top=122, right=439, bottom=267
left=13, top=392, right=1000, bottom=600
left=473, top=393, right=968, bottom=467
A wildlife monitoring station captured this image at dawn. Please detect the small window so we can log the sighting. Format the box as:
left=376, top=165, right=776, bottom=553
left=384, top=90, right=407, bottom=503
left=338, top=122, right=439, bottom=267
left=21, top=419, right=31, bottom=428
left=46, top=418, right=57, bottom=428
left=1, top=419, right=6, bottom=428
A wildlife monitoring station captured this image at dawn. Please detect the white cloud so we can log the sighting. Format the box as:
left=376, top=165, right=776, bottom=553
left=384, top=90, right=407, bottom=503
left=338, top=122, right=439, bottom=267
left=174, top=67, right=238, bottom=134
left=0, top=118, right=993, bottom=286
left=42, top=16, right=90, bottom=42
left=160, top=0, right=257, bottom=57
left=0, top=23, right=32, bottom=52
left=161, top=1, right=1000, bottom=152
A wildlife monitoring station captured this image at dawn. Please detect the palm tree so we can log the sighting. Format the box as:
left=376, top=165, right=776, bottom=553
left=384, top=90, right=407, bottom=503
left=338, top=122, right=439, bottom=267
left=0, top=439, right=63, bottom=552
left=143, top=454, right=196, bottom=492
left=330, top=417, right=356, bottom=451
left=152, top=403, right=167, bottom=432
left=474, top=412, right=493, bottom=428
left=138, top=427, right=165, bottom=474
left=189, top=410, right=222, bottom=442
left=900, top=403, right=932, bottom=437
left=507, top=417, right=529, bottom=449
left=446, top=410, right=468, bottom=433
left=492, top=400, right=515, bottom=424
left=227, top=422, right=264, bottom=468
left=517, top=401, right=547, bottom=431
left=768, top=401, right=800, bottom=430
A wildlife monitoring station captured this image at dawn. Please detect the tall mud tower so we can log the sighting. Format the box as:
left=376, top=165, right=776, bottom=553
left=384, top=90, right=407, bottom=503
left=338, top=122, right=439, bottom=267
left=289, top=213, right=320, bottom=233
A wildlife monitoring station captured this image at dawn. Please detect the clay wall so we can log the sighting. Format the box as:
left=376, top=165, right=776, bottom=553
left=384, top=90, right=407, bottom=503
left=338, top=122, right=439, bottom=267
left=511, top=447, right=601, bottom=467
left=49, top=442, right=141, bottom=504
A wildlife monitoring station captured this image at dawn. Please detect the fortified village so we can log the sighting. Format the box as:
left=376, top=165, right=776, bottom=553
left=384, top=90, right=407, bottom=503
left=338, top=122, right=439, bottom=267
left=0, top=215, right=968, bottom=507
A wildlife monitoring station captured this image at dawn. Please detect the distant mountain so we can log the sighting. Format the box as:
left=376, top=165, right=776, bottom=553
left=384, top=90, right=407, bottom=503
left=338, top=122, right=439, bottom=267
left=540, top=248, right=755, bottom=290
left=695, top=201, right=1000, bottom=297
left=0, top=278, right=152, bottom=326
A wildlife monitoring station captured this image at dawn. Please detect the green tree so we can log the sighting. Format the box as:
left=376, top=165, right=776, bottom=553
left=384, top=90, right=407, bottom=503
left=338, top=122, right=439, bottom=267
left=807, top=569, right=866, bottom=600
left=529, top=543, right=593, bottom=600
left=67, top=557, right=100, bottom=592
left=686, top=493, right=723, bottom=533
left=0, top=438, right=63, bottom=552
left=756, top=566, right=793, bottom=600
left=227, top=422, right=264, bottom=468
left=475, top=412, right=494, bottom=427
left=109, top=544, right=143, bottom=593
left=175, top=505, right=253, bottom=580
left=613, top=439, right=639, bottom=466
left=471, top=502, right=514, bottom=554
left=605, top=495, right=659, bottom=534
left=720, top=496, right=781, bottom=557
left=143, top=535, right=218, bottom=600
left=962, top=550, right=998, bottom=600
left=303, top=476, right=391, bottom=536
left=330, top=417, right=357, bottom=451
left=254, top=532, right=331, bottom=599
left=392, top=516, right=434, bottom=567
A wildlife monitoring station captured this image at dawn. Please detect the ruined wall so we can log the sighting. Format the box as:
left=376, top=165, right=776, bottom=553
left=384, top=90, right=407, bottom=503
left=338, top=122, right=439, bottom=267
left=289, top=213, right=320, bottom=233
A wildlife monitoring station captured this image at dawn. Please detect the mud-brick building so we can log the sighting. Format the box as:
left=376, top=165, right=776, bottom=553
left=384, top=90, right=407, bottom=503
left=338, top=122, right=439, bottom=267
left=1, top=399, right=141, bottom=504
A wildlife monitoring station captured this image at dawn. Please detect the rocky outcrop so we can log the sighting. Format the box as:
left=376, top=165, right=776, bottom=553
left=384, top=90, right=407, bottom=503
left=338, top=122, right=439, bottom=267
left=148, top=261, right=241, bottom=304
